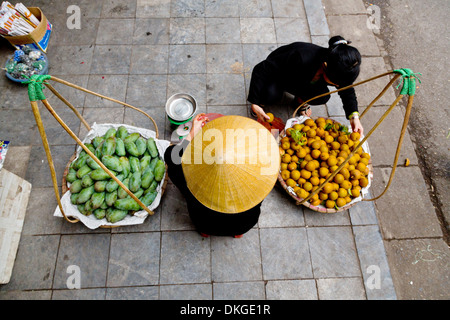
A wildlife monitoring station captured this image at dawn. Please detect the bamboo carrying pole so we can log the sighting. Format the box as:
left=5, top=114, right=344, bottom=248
left=27, top=75, right=164, bottom=226
left=287, top=69, right=419, bottom=208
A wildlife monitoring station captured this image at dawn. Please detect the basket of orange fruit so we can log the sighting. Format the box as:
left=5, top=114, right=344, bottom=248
left=277, top=116, right=373, bottom=213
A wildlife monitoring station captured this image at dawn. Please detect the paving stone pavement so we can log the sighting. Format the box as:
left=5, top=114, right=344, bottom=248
left=0, top=0, right=401, bottom=300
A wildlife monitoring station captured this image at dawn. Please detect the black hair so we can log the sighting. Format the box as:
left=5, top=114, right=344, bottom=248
left=325, top=35, right=361, bottom=86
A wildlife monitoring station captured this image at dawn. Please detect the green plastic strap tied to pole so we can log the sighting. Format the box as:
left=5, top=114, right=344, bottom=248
left=393, top=68, right=421, bottom=96
left=23, top=74, right=51, bottom=102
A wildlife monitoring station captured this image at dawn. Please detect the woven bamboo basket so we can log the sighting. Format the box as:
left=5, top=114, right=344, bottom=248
left=277, top=117, right=373, bottom=213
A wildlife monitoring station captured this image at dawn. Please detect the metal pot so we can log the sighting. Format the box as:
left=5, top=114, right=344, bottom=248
left=165, top=93, right=197, bottom=126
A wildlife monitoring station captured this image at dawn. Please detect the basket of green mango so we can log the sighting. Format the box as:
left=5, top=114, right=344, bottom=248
left=56, top=123, right=170, bottom=229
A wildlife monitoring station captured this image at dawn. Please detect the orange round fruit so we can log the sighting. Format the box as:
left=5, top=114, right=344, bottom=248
left=286, top=178, right=296, bottom=188
left=266, top=113, right=274, bottom=123
left=336, top=197, right=346, bottom=207
left=329, top=191, right=338, bottom=201
left=301, top=169, right=312, bottom=180
left=290, top=170, right=301, bottom=181
left=325, top=200, right=335, bottom=209
left=281, top=170, right=290, bottom=180
left=287, top=162, right=297, bottom=171
left=282, top=153, right=291, bottom=163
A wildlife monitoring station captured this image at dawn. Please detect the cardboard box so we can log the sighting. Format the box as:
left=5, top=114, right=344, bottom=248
left=2, top=7, right=52, bottom=53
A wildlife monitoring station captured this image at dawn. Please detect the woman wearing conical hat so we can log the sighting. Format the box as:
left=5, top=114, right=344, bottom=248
left=164, top=113, right=280, bottom=237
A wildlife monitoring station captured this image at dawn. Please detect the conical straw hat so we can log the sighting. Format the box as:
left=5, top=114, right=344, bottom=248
left=181, top=115, right=280, bottom=214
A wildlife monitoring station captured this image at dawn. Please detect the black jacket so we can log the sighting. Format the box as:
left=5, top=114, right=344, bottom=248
left=247, top=42, right=358, bottom=118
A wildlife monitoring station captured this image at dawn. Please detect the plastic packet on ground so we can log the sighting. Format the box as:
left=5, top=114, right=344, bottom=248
left=0, top=141, right=10, bottom=170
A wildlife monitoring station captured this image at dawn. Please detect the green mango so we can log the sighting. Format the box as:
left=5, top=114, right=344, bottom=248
left=115, top=138, right=126, bottom=156
left=100, top=201, right=109, bottom=209
left=90, top=168, right=114, bottom=180
left=72, top=154, right=88, bottom=170
left=125, top=141, right=140, bottom=157
left=76, top=165, right=92, bottom=179
left=81, top=173, right=94, bottom=188
left=66, top=168, right=77, bottom=183
left=119, top=156, right=131, bottom=178
left=101, top=155, right=123, bottom=172
left=146, top=137, right=159, bottom=158
left=91, top=192, right=105, bottom=210
left=93, top=208, right=106, bottom=220
left=135, top=137, right=147, bottom=156
left=77, top=203, right=91, bottom=216
left=102, top=137, right=116, bottom=156
left=129, top=171, right=141, bottom=193
left=105, top=173, right=124, bottom=193
left=104, top=128, right=117, bottom=139
left=149, top=157, right=158, bottom=172
left=94, top=180, right=108, bottom=192
left=116, top=126, right=128, bottom=140
left=154, top=160, right=165, bottom=182
left=144, top=180, right=158, bottom=194
left=140, top=155, right=151, bottom=174
left=129, top=156, right=140, bottom=173
left=84, top=198, right=94, bottom=212
left=76, top=185, right=95, bottom=204
left=70, top=179, right=83, bottom=194
left=106, top=208, right=128, bottom=223
left=86, top=156, right=102, bottom=170
left=70, top=193, right=78, bottom=205
left=105, top=190, right=118, bottom=207
left=130, top=188, right=144, bottom=199
left=140, top=191, right=158, bottom=207
left=84, top=143, right=96, bottom=154
left=95, top=140, right=103, bottom=159
left=114, top=198, right=141, bottom=211
left=92, top=136, right=104, bottom=149
left=123, top=132, right=140, bottom=144
left=117, top=178, right=130, bottom=199
left=141, top=167, right=154, bottom=189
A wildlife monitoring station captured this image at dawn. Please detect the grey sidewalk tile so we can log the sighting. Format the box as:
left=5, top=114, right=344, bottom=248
left=307, top=226, right=361, bottom=278
left=160, top=182, right=195, bottom=231
left=46, top=45, right=94, bottom=75
left=317, top=278, right=366, bottom=300
left=101, top=0, right=137, bottom=18
left=170, top=18, right=205, bottom=44
left=45, top=74, right=89, bottom=110
left=1, top=80, right=31, bottom=110
left=169, top=44, right=206, bottom=74
left=205, top=0, right=240, bottom=17
left=239, top=0, right=273, bottom=17
left=107, top=232, right=160, bottom=287
left=260, top=228, right=313, bottom=280
left=1, top=145, right=31, bottom=180
left=327, top=15, right=380, bottom=56
left=49, top=16, right=100, bottom=46
left=266, top=279, right=318, bottom=300
left=136, top=0, right=171, bottom=18
left=304, top=208, right=351, bottom=227
left=274, top=18, right=311, bottom=44
left=25, top=145, right=77, bottom=188
left=242, top=44, right=277, bottom=73
left=240, top=18, right=277, bottom=44
left=303, top=0, right=330, bottom=36
left=106, top=286, right=158, bottom=299
left=53, top=234, right=110, bottom=289
left=52, top=288, right=106, bottom=300
left=213, top=281, right=265, bottom=300
left=161, top=283, right=212, bottom=300
left=126, top=75, right=168, bottom=107
left=0, top=235, right=59, bottom=291
left=373, top=167, right=443, bottom=239
left=171, top=0, right=205, bottom=17
left=360, top=106, right=418, bottom=167
left=0, top=289, right=52, bottom=300
left=133, top=18, right=170, bottom=45
left=78, top=107, right=125, bottom=138
left=130, top=45, right=169, bottom=74
left=326, top=87, right=345, bottom=117
left=22, top=187, right=63, bottom=236
left=84, top=75, right=129, bottom=108
left=311, top=35, right=329, bottom=47
left=111, top=207, right=162, bottom=233
left=353, top=225, right=396, bottom=300
left=0, top=109, right=37, bottom=146
left=355, top=57, right=396, bottom=106
left=123, top=105, right=166, bottom=137
left=96, top=19, right=135, bottom=45
left=259, top=188, right=305, bottom=228
left=206, top=73, right=246, bottom=105
left=90, top=45, right=132, bottom=75
left=206, top=18, right=241, bottom=44
left=348, top=190, right=379, bottom=225
left=211, top=229, right=262, bottom=282
left=271, top=0, right=307, bottom=18
left=322, top=0, right=367, bottom=15
left=160, top=231, right=211, bottom=284
left=206, top=44, right=244, bottom=74
left=168, top=74, right=207, bottom=106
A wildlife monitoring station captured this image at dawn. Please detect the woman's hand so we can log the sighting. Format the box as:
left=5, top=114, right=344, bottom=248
left=186, top=113, right=209, bottom=141
left=252, top=104, right=270, bottom=122
left=350, top=117, right=364, bottom=136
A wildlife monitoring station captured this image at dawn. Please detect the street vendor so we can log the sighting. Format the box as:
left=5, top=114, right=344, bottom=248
left=248, top=35, right=364, bottom=134
left=164, top=113, right=279, bottom=238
